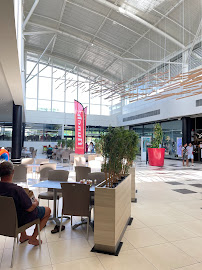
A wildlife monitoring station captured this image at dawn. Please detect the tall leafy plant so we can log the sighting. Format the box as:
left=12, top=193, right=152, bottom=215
left=121, top=129, right=138, bottom=174
left=94, top=138, right=102, bottom=154
left=151, top=123, right=163, bottom=148
left=66, top=139, right=75, bottom=150
left=61, top=139, right=66, bottom=148
left=101, top=127, right=138, bottom=187
left=57, top=139, right=61, bottom=147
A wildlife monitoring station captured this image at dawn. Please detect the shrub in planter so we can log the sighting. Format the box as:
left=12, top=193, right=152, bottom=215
left=148, top=123, right=165, bottom=166
left=101, top=127, right=138, bottom=187
left=94, top=138, right=102, bottom=154
left=57, top=139, right=62, bottom=147
left=65, top=139, right=75, bottom=150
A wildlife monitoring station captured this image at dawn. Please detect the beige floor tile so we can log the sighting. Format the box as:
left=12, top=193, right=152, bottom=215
left=139, top=242, right=197, bottom=270
left=120, top=237, right=135, bottom=252
left=48, top=237, right=95, bottom=264
left=45, top=219, right=85, bottom=243
left=0, top=236, right=5, bottom=249
left=126, top=218, right=147, bottom=230
left=26, top=266, right=53, bottom=270
left=0, top=243, right=51, bottom=270
left=173, top=237, right=202, bottom=261
left=151, top=224, right=197, bottom=242
left=176, top=263, right=202, bottom=270
left=134, top=212, right=175, bottom=226
left=178, top=220, right=202, bottom=236
left=124, top=227, right=167, bottom=248
left=0, top=248, right=3, bottom=264
left=52, top=257, right=105, bottom=270
left=97, top=249, right=157, bottom=270
left=160, top=209, right=197, bottom=223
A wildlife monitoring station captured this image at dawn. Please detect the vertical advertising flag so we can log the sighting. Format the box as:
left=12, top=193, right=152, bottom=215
left=84, top=107, right=87, bottom=152
left=74, top=100, right=85, bottom=154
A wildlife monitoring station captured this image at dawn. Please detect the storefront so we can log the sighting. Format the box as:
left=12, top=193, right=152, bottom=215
left=130, top=119, right=182, bottom=159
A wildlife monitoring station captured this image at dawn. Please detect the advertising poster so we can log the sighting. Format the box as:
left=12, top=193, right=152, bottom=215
left=177, top=137, right=182, bottom=157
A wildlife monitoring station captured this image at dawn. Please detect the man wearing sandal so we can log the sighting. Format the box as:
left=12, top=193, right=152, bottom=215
left=0, top=161, right=51, bottom=246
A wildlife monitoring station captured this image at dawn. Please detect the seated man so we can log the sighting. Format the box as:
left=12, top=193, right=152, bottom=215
left=47, top=145, right=53, bottom=159
left=0, top=161, right=51, bottom=246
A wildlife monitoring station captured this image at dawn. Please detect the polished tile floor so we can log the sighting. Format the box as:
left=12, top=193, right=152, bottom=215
left=1, top=158, right=202, bottom=269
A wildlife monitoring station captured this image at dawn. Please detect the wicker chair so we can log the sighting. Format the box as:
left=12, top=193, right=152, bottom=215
left=59, top=183, right=91, bottom=239
left=75, top=166, right=91, bottom=182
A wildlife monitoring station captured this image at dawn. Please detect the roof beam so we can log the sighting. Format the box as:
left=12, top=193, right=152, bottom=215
left=26, top=34, right=56, bottom=81
left=77, top=0, right=118, bottom=64
left=94, top=0, right=185, bottom=49
left=27, top=22, right=146, bottom=73
left=50, top=0, right=66, bottom=55
left=25, top=46, right=120, bottom=82
left=185, top=18, right=202, bottom=64
left=23, top=0, right=39, bottom=30
left=127, top=38, right=202, bottom=85
left=24, top=31, right=54, bottom=35
left=123, top=58, right=182, bottom=65
left=24, top=9, right=171, bottom=54
left=25, top=13, right=164, bottom=63
left=100, top=0, right=186, bottom=77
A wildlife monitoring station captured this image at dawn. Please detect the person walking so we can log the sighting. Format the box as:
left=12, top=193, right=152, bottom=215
left=182, top=143, right=188, bottom=167
left=187, top=143, right=194, bottom=166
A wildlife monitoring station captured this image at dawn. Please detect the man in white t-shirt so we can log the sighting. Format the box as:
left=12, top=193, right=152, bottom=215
left=187, top=143, right=194, bottom=166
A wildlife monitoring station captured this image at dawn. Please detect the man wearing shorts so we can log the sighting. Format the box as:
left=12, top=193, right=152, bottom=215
left=187, top=143, right=194, bottom=166
left=0, top=161, right=51, bottom=246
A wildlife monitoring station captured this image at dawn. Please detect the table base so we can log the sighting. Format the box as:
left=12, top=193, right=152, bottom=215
left=72, top=218, right=94, bottom=231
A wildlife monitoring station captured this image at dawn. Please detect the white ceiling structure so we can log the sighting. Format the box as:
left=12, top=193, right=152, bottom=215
left=24, top=0, right=202, bottom=85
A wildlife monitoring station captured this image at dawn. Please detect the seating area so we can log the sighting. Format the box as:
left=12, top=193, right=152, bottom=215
left=0, top=0, right=202, bottom=269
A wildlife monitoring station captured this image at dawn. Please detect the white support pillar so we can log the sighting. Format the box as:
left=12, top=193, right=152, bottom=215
left=182, top=51, right=189, bottom=74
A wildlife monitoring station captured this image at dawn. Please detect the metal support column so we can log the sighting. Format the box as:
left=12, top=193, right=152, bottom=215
left=11, top=103, right=22, bottom=164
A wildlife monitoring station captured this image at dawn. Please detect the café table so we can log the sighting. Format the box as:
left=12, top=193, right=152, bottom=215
left=32, top=180, right=95, bottom=227
left=21, top=150, right=32, bottom=158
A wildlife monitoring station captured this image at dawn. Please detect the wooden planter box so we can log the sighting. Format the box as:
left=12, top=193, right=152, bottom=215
left=128, top=167, right=136, bottom=202
left=94, top=174, right=131, bottom=254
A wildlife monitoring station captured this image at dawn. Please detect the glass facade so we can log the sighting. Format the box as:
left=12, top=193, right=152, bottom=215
left=25, top=59, right=120, bottom=116
left=25, top=123, right=62, bottom=142
left=0, top=123, right=13, bottom=141
left=131, top=120, right=182, bottom=159
left=64, top=126, right=107, bottom=144
left=0, top=122, right=108, bottom=143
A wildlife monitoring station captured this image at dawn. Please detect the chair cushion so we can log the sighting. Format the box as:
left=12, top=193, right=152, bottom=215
left=38, top=191, right=61, bottom=200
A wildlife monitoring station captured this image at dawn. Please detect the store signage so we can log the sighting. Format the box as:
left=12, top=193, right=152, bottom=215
left=74, top=100, right=86, bottom=154
left=177, top=137, right=182, bottom=157
left=196, top=133, right=202, bottom=139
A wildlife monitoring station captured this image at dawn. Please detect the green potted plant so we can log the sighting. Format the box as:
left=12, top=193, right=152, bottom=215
left=57, top=139, right=62, bottom=148
left=148, top=123, right=165, bottom=166
left=61, top=139, right=66, bottom=148
left=65, top=139, right=75, bottom=150
left=94, top=127, right=138, bottom=255
left=101, top=127, right=138, bottom=187
left=94, top=138, right=102, bottom=154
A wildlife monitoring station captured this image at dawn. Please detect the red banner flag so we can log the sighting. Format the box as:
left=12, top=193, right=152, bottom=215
left=84, top=107, right=87, bottom=152
left=74, top=100, right=85, bottom=154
